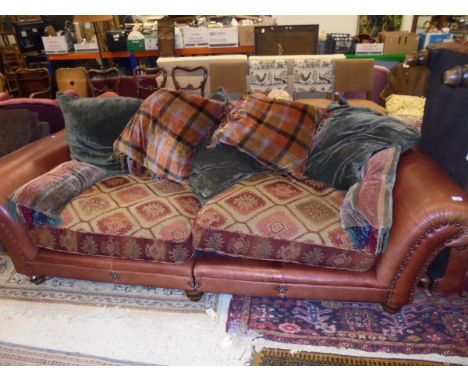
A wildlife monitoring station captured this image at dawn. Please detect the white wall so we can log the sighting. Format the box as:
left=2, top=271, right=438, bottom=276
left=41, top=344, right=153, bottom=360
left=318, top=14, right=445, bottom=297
left=274, top=15, right=415, bottom=35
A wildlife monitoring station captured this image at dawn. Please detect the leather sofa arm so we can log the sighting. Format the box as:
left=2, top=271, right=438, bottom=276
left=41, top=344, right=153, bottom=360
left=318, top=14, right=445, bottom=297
left=0, top=130, right=70, bottom=202
left=375, top=147, right=468, bottom=308
left=0, top=130, right=70, bottom=266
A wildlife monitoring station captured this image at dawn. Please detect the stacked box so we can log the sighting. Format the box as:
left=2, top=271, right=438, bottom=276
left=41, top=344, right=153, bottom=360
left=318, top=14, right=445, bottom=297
left=378, top=32, right=419, bottom=54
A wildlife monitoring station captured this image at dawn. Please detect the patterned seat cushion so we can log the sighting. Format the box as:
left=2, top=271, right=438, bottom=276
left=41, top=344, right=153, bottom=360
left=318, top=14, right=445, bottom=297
left=192, top=173, right=377, bottom=272
left=29, top=175, right=201, bottom=264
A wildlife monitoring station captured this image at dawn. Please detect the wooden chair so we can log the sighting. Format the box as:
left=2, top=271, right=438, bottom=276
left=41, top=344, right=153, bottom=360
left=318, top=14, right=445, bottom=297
left=133, top=66, right=167, bottom=99
left=87, top=67, right=121, bottom=97
left=171, top=66, right=208, bottom=96
left=14, top=68, right=52, bottom=98
left=0, top=72, right=7, bottom=93
left=56, top=67, right=90, bottom=97
left=1, top=47, right=26, bottom=73
left=1, top=47, right=26, bottom=96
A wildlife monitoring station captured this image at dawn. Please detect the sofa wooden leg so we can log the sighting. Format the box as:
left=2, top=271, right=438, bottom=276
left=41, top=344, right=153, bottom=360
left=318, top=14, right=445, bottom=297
left=185, top=290, right=204, bottom=302
left=381, top=303, right=402, bottom=314
left=29, top=275, right=46, bottom=285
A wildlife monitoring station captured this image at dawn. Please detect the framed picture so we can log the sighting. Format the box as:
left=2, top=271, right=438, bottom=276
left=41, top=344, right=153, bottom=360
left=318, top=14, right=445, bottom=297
left=357, top=16, right=403, bottom=37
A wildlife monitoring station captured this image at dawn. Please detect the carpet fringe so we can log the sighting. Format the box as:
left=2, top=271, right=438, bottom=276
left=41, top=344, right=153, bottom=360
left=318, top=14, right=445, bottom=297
left=249, top=338, right=468, bottom=365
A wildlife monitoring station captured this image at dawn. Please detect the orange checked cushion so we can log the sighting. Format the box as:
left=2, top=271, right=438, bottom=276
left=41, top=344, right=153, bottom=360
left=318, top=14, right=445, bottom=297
left=212, top=94, right=318, bottom=177
left=114, top=89, right=228, bottom=182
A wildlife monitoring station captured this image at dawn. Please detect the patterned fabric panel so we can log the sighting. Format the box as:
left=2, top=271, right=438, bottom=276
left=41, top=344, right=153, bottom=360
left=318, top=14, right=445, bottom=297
left=113, top=89, right=228, bottom=182
left=249, top=59, right=289, bottom=93
left=293, top=59, right=335, bottom=94
left=29, top=175, right=201, bottom=264
left=193, top=173, right=376, bottom=272
left=212, top=94, right=318, bottom=177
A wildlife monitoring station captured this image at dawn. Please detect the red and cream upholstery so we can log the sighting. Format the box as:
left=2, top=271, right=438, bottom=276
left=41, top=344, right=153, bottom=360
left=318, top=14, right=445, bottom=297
left=193, top=173, right=376, bottom=271
left=29, top=175, right=201, bottom=264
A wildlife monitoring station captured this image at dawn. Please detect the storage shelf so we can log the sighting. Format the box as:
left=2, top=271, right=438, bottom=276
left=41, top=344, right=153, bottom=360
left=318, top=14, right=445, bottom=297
left=47, top=52, right=101, bottom=61
left=175, top=46, right=255, bottom=55
left=47, top=46, right=256, bottom=61
left=345, top=53, right=406, bottom=62
left=101, top=50, right=160, bottom=59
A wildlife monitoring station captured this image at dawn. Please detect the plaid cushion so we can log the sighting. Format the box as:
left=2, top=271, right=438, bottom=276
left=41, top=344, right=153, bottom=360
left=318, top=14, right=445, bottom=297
left=212, top=94, right=318, bottom=177
left=113, top=89, right=227, bottom=182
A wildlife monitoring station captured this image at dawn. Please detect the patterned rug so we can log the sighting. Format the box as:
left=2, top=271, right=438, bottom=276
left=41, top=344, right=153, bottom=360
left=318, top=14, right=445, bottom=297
left=252, top=348, right=450, bottom=366
left=0, top=341, right=155, bottom=366
left=0, top=253, right=217, bottom=313
left=227, top=291, right=468, bottom=358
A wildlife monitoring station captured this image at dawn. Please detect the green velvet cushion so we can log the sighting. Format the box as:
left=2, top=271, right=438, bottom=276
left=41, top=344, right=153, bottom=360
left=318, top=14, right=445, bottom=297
left=57, top=92, right=142, bottom=173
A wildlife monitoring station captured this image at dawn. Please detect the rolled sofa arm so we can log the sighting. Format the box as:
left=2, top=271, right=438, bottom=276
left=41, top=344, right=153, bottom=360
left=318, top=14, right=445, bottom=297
left=375, top=147, right=468, bottom=308
left=0, top=130, right=70, bottom=268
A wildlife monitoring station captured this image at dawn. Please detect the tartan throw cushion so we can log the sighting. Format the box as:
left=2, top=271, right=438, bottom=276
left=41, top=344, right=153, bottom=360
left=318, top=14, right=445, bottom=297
left=113, top=89, right=228, bottom=182
left=212, top=93, right=318, bottom=177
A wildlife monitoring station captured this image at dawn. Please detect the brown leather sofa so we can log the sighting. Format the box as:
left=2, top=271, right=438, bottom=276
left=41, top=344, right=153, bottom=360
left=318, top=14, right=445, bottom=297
left=0, top=130, right=467, bottom=312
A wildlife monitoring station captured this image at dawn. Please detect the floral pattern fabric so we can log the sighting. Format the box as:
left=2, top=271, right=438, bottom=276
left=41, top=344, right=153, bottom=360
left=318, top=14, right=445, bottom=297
left=29, top=175, right=201, bottom=264
left=193, top=173, right=376, bottom=271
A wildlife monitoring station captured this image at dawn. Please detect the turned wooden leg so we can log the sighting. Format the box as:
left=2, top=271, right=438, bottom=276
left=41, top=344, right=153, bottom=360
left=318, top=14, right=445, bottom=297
left=381, top=303, right=402, bottom=314
left=29, top=275, right=46, bottom=285
left=185, top=290, right=204, bottom=302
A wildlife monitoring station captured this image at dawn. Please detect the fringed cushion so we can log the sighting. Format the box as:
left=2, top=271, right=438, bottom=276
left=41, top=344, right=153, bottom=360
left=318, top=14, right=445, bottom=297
left=212, top=94, right=318, bottom=177
left=8, top=161, right=107, bottom=227
left=340, top=146, right=401, bottom=255
left=28, top=175, right=201, bottom=264
left=113, top=89, right=228, bottom=182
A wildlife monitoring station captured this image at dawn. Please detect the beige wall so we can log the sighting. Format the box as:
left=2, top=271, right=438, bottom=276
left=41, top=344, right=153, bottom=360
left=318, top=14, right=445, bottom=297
left=274, top=15, right=415, bottom=35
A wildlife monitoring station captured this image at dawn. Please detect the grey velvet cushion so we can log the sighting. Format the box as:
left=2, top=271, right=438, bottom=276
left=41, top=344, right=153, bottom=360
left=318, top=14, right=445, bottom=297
left=305, top=100, right=420, bottom=190
left=189, top=139, right=267, bottom=203
left=0, top=109, right=40, bottom=157
left=57, top=92, right=142, bottom=173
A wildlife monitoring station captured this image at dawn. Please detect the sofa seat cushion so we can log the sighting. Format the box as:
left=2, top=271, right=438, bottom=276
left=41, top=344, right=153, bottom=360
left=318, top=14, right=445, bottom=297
left=192, top=173, right=376, bottom=272
left=28, top=175, right=201, bottom=264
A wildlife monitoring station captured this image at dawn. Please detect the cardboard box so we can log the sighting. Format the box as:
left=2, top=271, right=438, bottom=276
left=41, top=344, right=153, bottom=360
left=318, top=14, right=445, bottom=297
left=355, top=43, right=384, bottom=55
left=74, top=42, right=99, bottom=53
left=182, top=26, right=209, bottom=47
left=238, top=25, right=255, bottom=46
left=41, top=36, right=68, bottom=55
left=144, top=36, right=158, bottom=50
left=378, top=32, right=420, bottom=55
left=106, top=31, right=128, bottom=52
left=208, top=27, right=238, bottom=47
left=418, top=32, right=453, bottom=50
left=127, top=38, right=145, bottom=51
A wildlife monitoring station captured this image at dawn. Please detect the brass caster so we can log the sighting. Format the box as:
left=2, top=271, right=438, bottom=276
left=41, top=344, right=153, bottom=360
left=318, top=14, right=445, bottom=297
left=29, top=275, right=46, bottom=285
left=185, top=290, right=204, bottom=302
left=418, top=272, right=432, bottom=289
left=381, top=303, right=402, bottom=314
